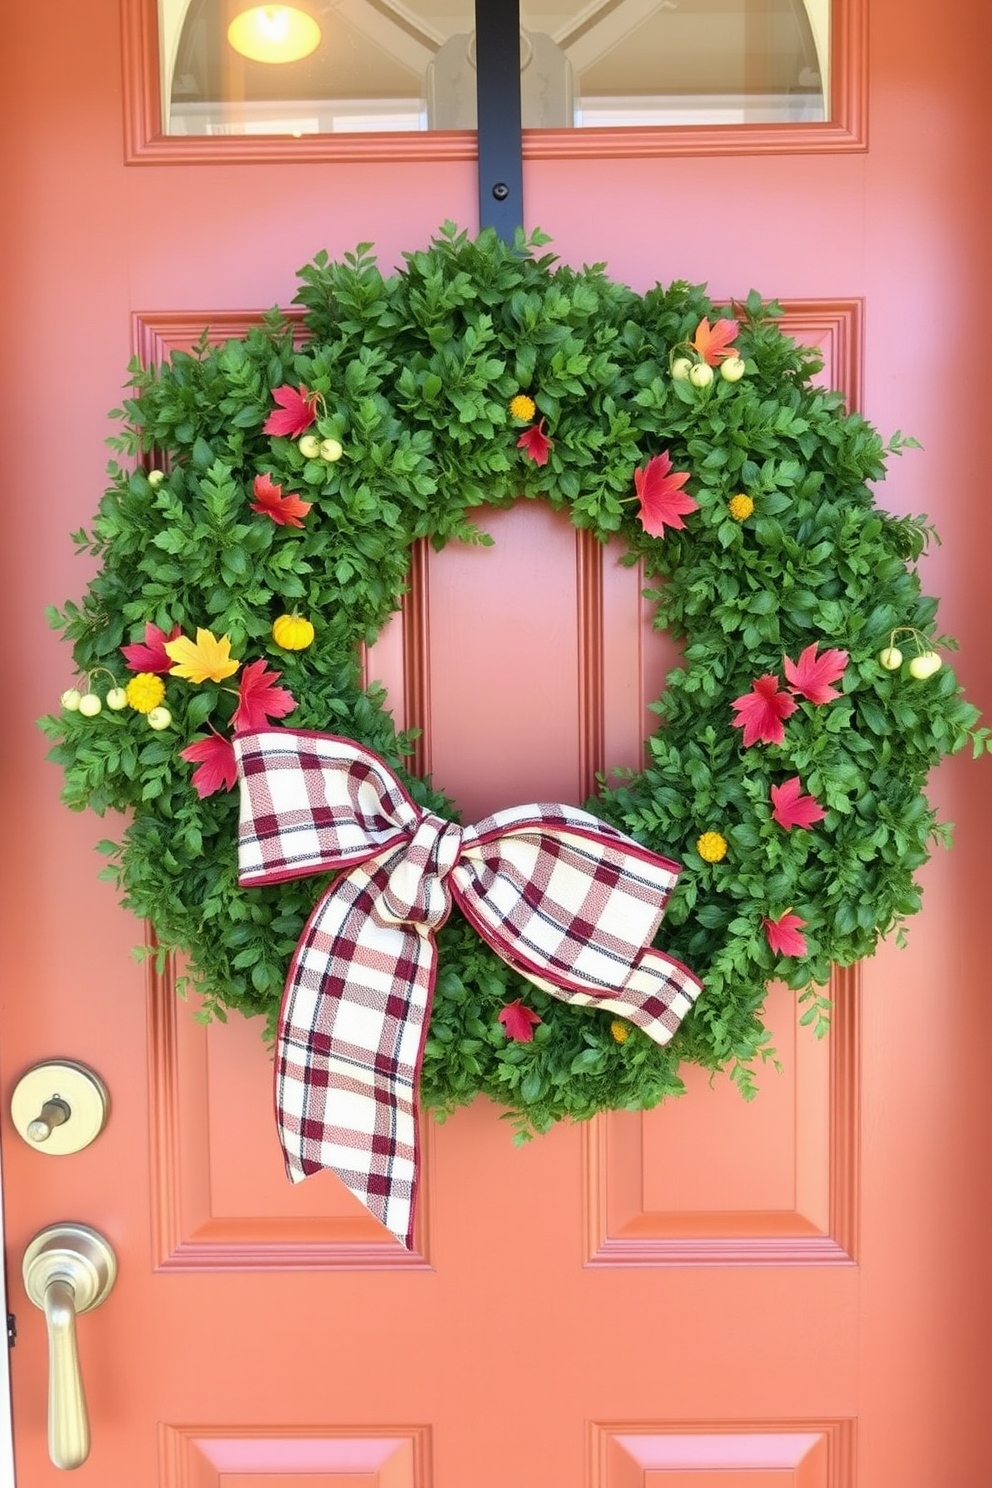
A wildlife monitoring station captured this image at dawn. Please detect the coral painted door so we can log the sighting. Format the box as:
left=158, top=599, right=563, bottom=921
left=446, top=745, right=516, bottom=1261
left=2, top=0, right=991, bottom=1484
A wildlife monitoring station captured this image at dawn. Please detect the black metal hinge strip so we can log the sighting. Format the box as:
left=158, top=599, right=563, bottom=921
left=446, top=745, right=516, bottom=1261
left=474, top=0, right=524, bottom=241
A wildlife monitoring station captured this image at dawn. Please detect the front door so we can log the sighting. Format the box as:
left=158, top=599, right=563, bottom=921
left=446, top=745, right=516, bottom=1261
left=2, top=0, right=990, bottom=1484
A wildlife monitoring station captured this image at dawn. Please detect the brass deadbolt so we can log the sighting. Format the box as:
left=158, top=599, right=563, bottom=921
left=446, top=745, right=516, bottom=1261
left=10, top=1061, right=109, bottom=1155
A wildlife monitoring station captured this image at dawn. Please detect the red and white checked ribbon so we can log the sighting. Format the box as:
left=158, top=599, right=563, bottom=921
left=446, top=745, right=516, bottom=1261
left=234, top=730, right=701, bottom=1248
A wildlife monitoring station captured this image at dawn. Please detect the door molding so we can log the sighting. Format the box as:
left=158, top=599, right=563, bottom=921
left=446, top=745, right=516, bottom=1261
left=122, top=0, right=867, bottom=165
left=0, top=1141, right=16, bottom=1484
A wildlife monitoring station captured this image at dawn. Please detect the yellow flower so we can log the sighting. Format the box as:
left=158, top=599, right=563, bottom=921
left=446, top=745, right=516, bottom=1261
left=164, top=629, right=240, bottom=684
left=125, top=673, right=166, bottom=714
left=696, top=831, right=728, bottom=863
left=509, top=393, right=536, bottom=421
left=728, top=493, right=755, bottom=521
left=610, top=1019, right=629, bottom=1043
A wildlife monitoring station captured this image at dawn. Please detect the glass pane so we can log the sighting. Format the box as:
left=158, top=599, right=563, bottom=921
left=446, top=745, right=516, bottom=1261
left=160, top=0, right=828, bottom=136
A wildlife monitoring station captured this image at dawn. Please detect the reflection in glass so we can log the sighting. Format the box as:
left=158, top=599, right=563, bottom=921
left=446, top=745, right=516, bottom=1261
left=227, top=7, right=322, bottom=65
left=160, top=0, right=828, bottom=137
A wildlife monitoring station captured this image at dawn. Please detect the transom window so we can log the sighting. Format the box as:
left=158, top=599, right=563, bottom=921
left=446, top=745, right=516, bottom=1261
left=160, top=0, right=828, bottom=137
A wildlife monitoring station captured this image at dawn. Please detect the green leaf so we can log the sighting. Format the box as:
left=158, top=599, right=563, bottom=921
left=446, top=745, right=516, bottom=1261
left=186, top=689, right=220, bottom=727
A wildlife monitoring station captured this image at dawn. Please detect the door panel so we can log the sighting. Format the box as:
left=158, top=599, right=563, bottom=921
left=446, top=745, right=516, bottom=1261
left=2, top=0, right=991, bottom=1483
left=147, top=966, right=420, bottom=1269
left=159, top=1425, right=428, bottom=1485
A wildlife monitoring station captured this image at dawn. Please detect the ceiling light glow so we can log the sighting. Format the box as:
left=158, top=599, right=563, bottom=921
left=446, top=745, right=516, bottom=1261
left=227, top=5, right=321, bottom=64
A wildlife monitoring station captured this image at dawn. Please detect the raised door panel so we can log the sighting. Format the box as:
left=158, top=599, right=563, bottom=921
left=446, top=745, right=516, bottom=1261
left=147, top=964, right=434, bottom=1269
left=585, top=966, right=859, bottom=1265
left=593, top=1423, right=850, bottom=1487
left=160, top=1425, right=428, bottom=1487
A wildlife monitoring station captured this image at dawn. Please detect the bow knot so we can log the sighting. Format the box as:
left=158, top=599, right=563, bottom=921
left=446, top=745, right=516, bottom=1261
left=235, top=730, right=701, bottom=1248
left=379, top=813, right=462, bottom=927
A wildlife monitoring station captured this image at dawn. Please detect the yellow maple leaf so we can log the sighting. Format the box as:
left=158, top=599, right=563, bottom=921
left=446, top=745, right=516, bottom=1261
left=164, top=628, right=240, bottom=684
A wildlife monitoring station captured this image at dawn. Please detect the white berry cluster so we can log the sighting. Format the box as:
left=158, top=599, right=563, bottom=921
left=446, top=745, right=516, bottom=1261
left=59, top=675, right=172, bottom=729
left=877, top=629, right=943, bottom=680
left=671, top=354, right=746, bottom=388
left=298, top=434, right=343, bottom=462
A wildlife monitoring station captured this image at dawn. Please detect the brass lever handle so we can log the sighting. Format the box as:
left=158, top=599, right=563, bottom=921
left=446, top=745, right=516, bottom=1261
left=22, top=1224, right=117, bottom=1470
left=44, top=1278, right=88, bottom=1467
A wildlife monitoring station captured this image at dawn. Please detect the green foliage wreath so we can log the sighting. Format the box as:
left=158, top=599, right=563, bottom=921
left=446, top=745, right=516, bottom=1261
left=42, top=223, right=987, bottom=1134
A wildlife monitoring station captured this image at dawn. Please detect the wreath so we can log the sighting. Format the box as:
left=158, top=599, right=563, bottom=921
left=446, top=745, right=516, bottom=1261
left=43, top=223, right=988, bottom=1137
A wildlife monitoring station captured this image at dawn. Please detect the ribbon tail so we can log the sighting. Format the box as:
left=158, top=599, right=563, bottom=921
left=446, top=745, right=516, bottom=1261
left=505, top=946, right=701, bottom=1044
left=275, top=851, right=437, bottom=1249
left=452, top=812, right=702, bottom=1044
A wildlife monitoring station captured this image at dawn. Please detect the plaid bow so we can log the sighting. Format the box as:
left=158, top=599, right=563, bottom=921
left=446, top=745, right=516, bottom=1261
left=234, top=731, right=701, bottom=1248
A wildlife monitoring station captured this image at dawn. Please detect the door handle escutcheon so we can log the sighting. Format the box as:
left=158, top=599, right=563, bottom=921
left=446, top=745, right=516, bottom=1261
left=22, top=1223, right=117, bottom=1470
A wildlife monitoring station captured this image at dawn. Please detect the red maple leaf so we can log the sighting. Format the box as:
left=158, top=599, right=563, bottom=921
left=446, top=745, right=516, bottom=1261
left=232, top=658, right=297, bottom=733
left=690, top=316, right=740, bottom=365
left=783, top=643, right=849, bottom=704
left=262, top=384, right=319, bottom=437
left=250, top=473, right=313, bottom=528
left=516, top=419, right=553, bottom=465
left=770, top=776, right=827, bottom=830
left=730, top=675, right=798, bottom=746
left=120, top=621, right=182, bottom=674
left=497, top=999, right=542, bottom=1042
left=763, top=911, right=808, bottom=958
left=633, top=452, right=699, bottom=537
left=179, top=732, right=238, bottom=798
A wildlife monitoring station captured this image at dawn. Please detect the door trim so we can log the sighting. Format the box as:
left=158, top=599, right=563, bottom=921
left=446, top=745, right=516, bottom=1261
left=0, top=1139, right=17, bottom=1485
left=122, top=0, right=867, bottom=164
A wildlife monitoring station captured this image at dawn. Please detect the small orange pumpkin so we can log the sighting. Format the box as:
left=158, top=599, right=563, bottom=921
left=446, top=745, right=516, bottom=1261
left=272, top=613, right=315, bottom=651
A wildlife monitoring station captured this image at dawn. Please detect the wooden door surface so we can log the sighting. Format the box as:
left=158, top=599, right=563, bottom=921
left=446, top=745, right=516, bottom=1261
left=2, top=0, right=991, bottom=1484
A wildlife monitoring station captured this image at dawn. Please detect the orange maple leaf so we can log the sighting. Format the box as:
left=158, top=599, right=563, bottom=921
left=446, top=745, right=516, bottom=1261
left=690, top=316, right=740, bottom=365
left=250, top=473, right=313, bottom=528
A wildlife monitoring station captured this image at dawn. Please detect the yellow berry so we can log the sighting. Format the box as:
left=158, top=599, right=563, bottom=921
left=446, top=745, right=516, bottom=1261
left=689, top=363, right=714, bottom=389
left=60, top=688, right=81, bottom=711
left=298, top=434, right=321, bottom=459
left=272, top=613, right=315, bottom=650
left=671, top=357, right=693, bottom=381
left=319, top=438, right=343, bottom=462
left=878, top=646, right=903, bottom=670
left=106, top=687, right=129, bottom=710
left=126, top=673, right=167, bottom=714
left=77, top=693, right=102, bottom=717
left=720, top=356, right=747, bottom=382
left=146, top=707, right=172, bottom=730
left=696, top=831, right=728, bottom=863
left=147, top=469, right=165, bottom=487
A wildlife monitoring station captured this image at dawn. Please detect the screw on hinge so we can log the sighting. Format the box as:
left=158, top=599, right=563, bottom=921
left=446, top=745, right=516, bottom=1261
left=6, top=1313, right=15, bottom=1347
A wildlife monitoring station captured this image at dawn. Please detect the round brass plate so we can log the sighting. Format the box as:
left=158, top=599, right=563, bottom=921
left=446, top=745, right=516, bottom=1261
left=10, top=1061, right=109, bottom=1155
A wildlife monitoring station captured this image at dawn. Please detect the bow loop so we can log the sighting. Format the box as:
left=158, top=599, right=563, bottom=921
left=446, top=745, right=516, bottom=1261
left=237, top=731, right=419, bottom=886
left=234, top=730, right=701, bottom=1249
